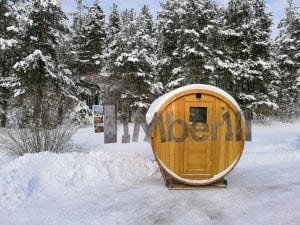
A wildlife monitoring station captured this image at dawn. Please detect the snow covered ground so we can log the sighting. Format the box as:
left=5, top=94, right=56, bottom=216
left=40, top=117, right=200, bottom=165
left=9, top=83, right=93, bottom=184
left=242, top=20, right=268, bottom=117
left=0, top=121, right=299, bottom=225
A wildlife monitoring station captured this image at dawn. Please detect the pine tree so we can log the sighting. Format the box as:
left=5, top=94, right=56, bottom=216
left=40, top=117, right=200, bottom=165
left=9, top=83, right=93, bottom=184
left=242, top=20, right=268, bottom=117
left=69, top=0, right=87, bottom=78
left=0, top=0, right=15, bottom=126
left=138, top=5, right=162, bottom=98
left=181, top=0, right=221, bottom=85
left=0, top=0, right=28, bottom=126
left=104, top=3, right=122, bottom=74
left=275, top=0, right=300, bottom=117
left=106, top=8, right=141, bottom=115
left=223, top=0, right=278, bottom=116
left=103, top=6, right=158, bottom=118
left=81, top=0, right=106, bottom=74
left=157, top=0, right=185, bottom=90
left=13, top=0, right=82, bottom=127
left=68, top=0, right=105, bottom=110
left=120, top=5, right=157, bottom=108
left=157, top=0, right=222, bottom=91
left=70, top=0, right=106, bottom=75
left=107, top=3, right=121, bottom=43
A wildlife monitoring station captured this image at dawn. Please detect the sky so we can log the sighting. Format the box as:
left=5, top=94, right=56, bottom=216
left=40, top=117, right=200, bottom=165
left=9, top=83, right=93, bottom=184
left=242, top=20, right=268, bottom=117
left=62, top=0, right=300, bottom=38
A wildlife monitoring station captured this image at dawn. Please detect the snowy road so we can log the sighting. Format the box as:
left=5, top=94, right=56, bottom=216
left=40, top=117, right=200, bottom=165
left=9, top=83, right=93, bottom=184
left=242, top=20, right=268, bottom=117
left=0, top=121, right=299, bottom=225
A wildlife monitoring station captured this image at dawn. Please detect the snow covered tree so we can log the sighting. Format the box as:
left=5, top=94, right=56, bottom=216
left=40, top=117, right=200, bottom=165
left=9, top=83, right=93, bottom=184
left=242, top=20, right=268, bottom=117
left=275, top=0, right=300, bottom=117
left=137, top=5, right=162, bottom=98
left=157, top=0, right=186, bottom=90
left=107, top=3, right=121, bottom=43
left=69, top=0, right=87, bottom=78
left=0, top=0, right=17, bottom=126
left=68, top=0, right=105, bottom=109
left=81, top=0, right=106, bottom=74
left=13, top=0, right=86, bottom=127
left=182, top=0, right=224, bottom=86
left=223, top=0, right=279, bottom=116
left=97, top=3, right=122, bottom=110
left=104, top=4, right=122, bottom=74
left=157, top=0, right=222, bottom=90
left=124, top=5, right=157, bottom=108
left=0, top=0, right=29, bottom=126
left=70, top=0, right=106, bottom=75
left=104, top=6, right=157, bottom=118
left=104, top=3, right=121, bottom=72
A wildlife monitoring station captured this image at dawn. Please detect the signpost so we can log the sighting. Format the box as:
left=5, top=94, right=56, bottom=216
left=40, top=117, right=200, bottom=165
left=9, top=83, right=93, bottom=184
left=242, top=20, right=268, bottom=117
left=93, top=105, right=104, bottom=133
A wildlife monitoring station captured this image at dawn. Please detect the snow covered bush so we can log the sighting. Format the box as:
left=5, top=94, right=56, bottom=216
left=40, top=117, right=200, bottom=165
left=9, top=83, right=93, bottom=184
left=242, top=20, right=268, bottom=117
left=68, top=100, right=91, bottom=125
left=0, top=124, right=78, bottom=156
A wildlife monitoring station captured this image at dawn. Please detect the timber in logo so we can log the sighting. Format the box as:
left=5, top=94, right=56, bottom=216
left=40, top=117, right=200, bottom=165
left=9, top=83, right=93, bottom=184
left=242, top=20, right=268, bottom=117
left=103, top=110, right=251, bottom=144
left=148, top=110, right=247, bottom=143
left=102, top=85, right=252, bottom=145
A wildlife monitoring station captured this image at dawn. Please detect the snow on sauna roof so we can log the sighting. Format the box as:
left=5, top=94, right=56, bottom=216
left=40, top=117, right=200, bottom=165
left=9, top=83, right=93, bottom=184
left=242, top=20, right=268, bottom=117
left=146, top=84, right=241, bottom=124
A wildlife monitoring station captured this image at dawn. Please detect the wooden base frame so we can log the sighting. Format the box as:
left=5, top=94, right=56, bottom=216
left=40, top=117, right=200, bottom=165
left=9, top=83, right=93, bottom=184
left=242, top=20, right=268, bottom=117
left=159, top=166, right=227, bottom=190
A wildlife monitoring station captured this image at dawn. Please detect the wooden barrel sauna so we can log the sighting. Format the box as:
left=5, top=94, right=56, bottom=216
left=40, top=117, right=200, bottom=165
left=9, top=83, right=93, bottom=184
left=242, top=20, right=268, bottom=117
left=146, top=84, right=246, bottom=188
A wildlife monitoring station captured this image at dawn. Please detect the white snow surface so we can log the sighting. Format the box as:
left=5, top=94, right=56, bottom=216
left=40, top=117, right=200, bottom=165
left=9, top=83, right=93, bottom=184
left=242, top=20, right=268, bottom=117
left=38, top=0, right=61, bottom=7
left=146, top=84, right=242, bottom=124
left=0, top=38, right=18, bottom=50
left=0, top=121, right=300, bottom=225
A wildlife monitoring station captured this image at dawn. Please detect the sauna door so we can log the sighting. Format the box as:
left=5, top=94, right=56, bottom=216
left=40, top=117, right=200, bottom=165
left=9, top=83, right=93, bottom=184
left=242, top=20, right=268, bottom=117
left=183, top=102, right=213, bottom=178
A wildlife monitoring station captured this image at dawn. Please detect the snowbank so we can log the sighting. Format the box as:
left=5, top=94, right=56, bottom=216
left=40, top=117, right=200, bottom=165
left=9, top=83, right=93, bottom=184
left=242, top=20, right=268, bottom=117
left=0, top=151, right=159, bottom=207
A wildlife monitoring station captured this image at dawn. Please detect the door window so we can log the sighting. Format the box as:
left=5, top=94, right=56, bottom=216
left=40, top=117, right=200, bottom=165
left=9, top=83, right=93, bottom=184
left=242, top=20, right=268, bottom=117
left=190, top=107, right=207, bottom=123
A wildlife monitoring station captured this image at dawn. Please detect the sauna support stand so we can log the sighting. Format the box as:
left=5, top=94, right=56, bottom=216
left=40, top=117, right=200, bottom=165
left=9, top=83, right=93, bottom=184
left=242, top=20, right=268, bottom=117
left=160, top=166, right=227, bottom=190
left=165, top=178, right=227, bottom=190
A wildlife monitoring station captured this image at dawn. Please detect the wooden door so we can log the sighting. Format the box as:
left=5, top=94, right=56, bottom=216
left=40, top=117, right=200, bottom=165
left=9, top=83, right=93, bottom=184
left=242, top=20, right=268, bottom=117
left=182, top=101, right=213, bottom=179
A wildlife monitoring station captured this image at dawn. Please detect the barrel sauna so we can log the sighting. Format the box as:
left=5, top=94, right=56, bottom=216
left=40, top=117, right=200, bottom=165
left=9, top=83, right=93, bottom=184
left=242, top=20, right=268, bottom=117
left=146, top=84, right=246, bottom=189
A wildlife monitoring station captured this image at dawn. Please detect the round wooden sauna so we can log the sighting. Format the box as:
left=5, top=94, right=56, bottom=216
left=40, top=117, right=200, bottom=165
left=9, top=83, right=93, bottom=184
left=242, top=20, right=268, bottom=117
left=146, top=84, right=246, bottom=188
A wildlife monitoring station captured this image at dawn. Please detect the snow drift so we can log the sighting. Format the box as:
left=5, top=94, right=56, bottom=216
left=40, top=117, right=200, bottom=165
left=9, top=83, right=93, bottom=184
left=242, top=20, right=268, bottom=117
left=0, top=151, right=159, bottom=207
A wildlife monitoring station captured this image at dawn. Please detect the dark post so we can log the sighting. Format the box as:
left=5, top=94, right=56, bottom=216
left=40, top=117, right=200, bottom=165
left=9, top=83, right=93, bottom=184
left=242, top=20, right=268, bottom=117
left=104, top=86, right=117, bottom=143
left=243, top=110, right=253, bottom=141
left=121, top=114, right=130, bottom=143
